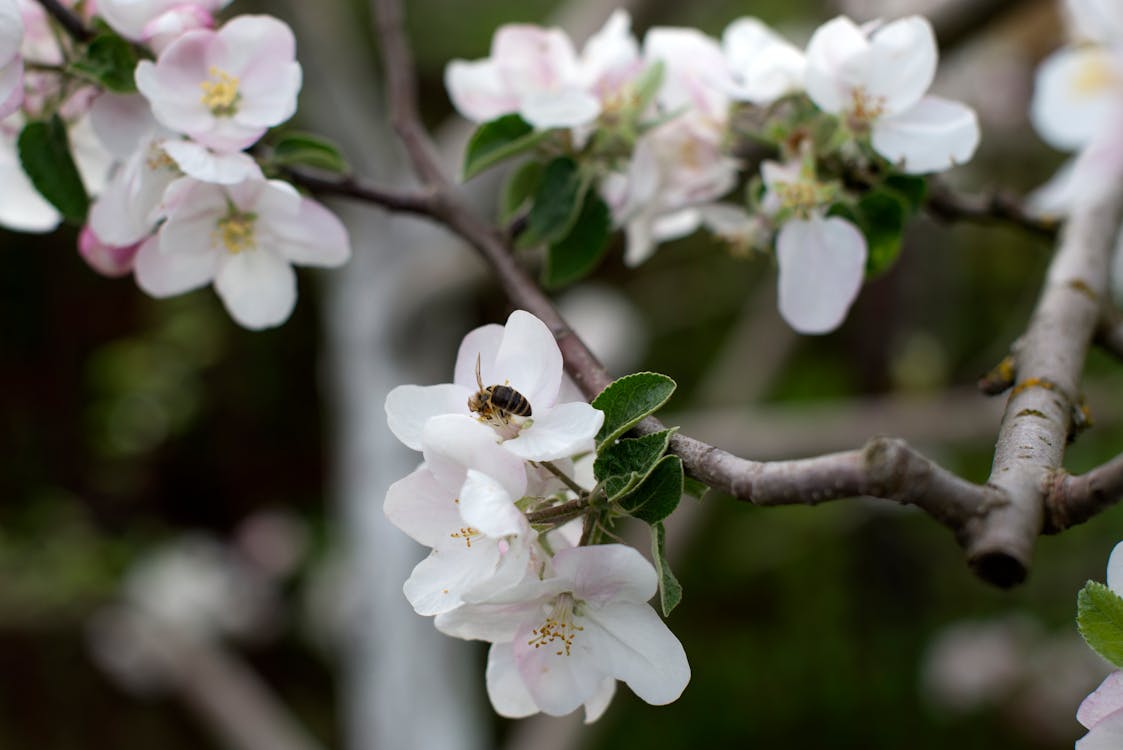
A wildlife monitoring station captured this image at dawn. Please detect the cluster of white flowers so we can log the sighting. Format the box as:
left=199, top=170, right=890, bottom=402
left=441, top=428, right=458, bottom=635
left=383, top=310, right=690, bottom=720
left=446, top=12, right=981, bottom=334
left=1076, top=542, right=1123, bottom=748
left=1, top=0, right=350, bottom=329
left=1029, top=0, right=1123, bottom=218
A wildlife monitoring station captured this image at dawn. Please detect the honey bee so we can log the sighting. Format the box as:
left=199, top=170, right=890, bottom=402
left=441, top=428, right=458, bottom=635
left=468, top=354, right=532, bottom=424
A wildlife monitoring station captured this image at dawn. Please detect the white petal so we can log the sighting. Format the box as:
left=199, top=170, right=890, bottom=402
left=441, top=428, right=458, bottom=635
left=486, top=643, right=540, bottom=718
left=1108, top=542, right=1123, bottom=595
left=623, top=212, right=657, bottom=267
left=502, top=402, right=603, bottom=461
left=134, top=233, right=218, bottom=297
left=493, top=310, right=564, bottom=410
left=519, top=88, right=600, bottom=129
left=213, top=250, right=297, bottom=330
left=583, top=678, right=616, bottom=723
left=513, top=613, right=606, bottom=716
left=582, top=602, right=690, bottom=705
left=872, top=95, right=980, bottom=174
left=552, top=544, right=657, bottom=605
left=1031, top=45, right=1121, bottom=152
left=1080, top=671, right=1123, bottom=729
left=1078, top=709, right=1123, bottom=750
left=722, top=17, right=805, bottom=104
left=163, top=140, right=263, bottom=184
left=579, top=10, right=639, bottom=92
left=383, top=465, right=461, bottom=546
left=384, top=383, right=472, bottom=451
left=454, top=323, right=505, bottom=391
left=257, top=188, right=351, bottom=268
left=493, top=25, right=581, bottom=97
left=864, top=16, right=937, bottom=115
left=421, top=414, right=528, bottom=500
left=776, top=216, right=867, bottom=335
left=1067, top=0, right=1123, bottom=47
left=459, top=469, right=527, bottom=539
left=805, top=16, right=870, bottom=114
left=643, top=27, right=731, bottom=119
left=434, top=594, right=540, bottom=642
left=404, top=545, right=501, bottom=616
left=89, top=92, right=158, bottom=159
left=651, top=208, right=701, bottom=242
left=444, top=59, right=518, bottom=123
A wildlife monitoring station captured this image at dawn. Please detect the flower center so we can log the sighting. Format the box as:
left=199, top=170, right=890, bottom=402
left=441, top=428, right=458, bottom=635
left=214, top=210, right=257, bottom=254
left=199, top=66, right=241, bottom=116
left=774, top=180, right=822, bottom=216
left=449, top=526, right=482, bottom=549
left=528, top=593, right=584, bottom=656
left=848, top=86, right=885, bottom=127
left=145, top=141, right=178, bottom=173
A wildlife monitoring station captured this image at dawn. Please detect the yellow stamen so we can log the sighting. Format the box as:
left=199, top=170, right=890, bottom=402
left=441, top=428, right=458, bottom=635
left=214, top=211, right=257, bottom=254
left=527, top=594, right=584, bottom=657
left=848, top=86, right=886, bottom=126
left=449, top=527, right=482, bottom=549
left=199, top=66, right=241, bottom=116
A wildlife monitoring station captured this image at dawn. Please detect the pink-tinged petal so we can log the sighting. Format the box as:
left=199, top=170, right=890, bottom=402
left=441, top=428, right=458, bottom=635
left=421, top=414, right=528, bottom=501
left=444, top=59, right=518, bottom=123
left=643, top=27, right=730, bottom=119
left=463, top=534, right=533, bottom=603
left=213, top=249, right=297, bottom=330
left=454, top=323, right=505, bottom=391
left=215, top=15, right=296, bottom=82
left=0, top=0, right=22, bottom=62
left=134, top=234, right=218, bottom=297
left=383, top=465, right=462, bottom=546
left=805, top=16, right=870, bottom=115
left=257, top=189, right=351, bottom=268
left=863, top=16, right=937, bottom=115
left=502, top=402, right=603, bottom=462
left=163, top=139, right=263, bottom=184
left=519, top=87, right=600, bottom=129
left=581, top=602, right=690, bottom=705
left=552, top=545, right=657, bottom=605
left=492, top=25, right=580, bottom=96
left=580, top=10, right=639, bottom=95
left=385, top=383, right=472, bottom=451
left=159, top=179, right=228, bottom=249
left=89, top=92, right=159, bottom=158
left=236, top=62, right=301, bottom=127
left=583, top=678, right=616, bottom=723
left=459, top=469, right=527, bottom=539
left=493, top=310, right=564, bottom=409
left=776, top=216, right=867, bottom=335
left=404, top=545, right=503, bottom=616
left=189, top=116, right=264, bottom=153
left=134, top=41, right=216, bottom=134
left=872, top=95, right=980, bottom=174
left=0, top=57, right=22, bottom=120
left=1031, top=45, right=1121, bottom=152
left=486, top=643, right=540, bottom=718
left=98, top=0, right=194, bottom=41
left=1080, top=672, right=1123, bottom=729
left=78, top=225, right=142, bottom=277
left=1108, top=542, right=1123, bottom=595
left=434, top=591, right=543, bottom=642
left=143, top=6, right=216, bottom=54
left=513, top=613, right=605, bottom=716
left=1078, top=708, right=1123, bottom=750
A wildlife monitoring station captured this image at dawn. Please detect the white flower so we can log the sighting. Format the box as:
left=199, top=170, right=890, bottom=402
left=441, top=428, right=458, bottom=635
left=0, top=0, right=23, bottom=120
left=761, top=159, right=867, bottom=335
left=435, top=544, right=690, bottom=720
left=805, top=15, right=980, bottom=174
left=133, top=177, right=350, bottom=329
left=97, top=0, right=231, bottom=50
left=384, top=310, right=604, bottom=462
left=135, top=15, right=302, bottom=153
left=643, top=26, right=731, bottom=123
left=721, top=17, right=806, bottom=105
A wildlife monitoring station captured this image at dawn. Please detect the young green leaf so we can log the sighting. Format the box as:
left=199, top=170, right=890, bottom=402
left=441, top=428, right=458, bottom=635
left=463, top=114, right=549, bottom=180
left=1078, top=580, right=1123, bottom=667
left=18, top=116, right=89, bottom=224
left=516, top=156, right=586, bottom=249
left=592, top=371, right=677, bottom=449
left=542, top=190, right=612, bottom=288
left=858, top=188, right=908, bottom=278
left=618, top=454, right=683, bottom=525
left=270, top=132, right=349, bottom=173
left=651, top=522, right=683, bottom=616
left=500, top=160, right=544, bottom=222
left=594, top=428, right=676, bottom=501
left=69, top=33, right=138, bottom=93
left=884, top=174, right=928, bottom=214
left=683, top=476, right=709, bottom=500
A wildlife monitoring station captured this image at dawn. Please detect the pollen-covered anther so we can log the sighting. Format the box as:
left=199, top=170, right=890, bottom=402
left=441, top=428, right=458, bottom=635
left=449, top=526, right=482, bottom=548
left=776, top=181, right=820, bottom=214
left=528, top=594, right=584, bottom=656
left=199, top=66, right=241, bottom=116
left=214, top=211, right=257, bottom=254
left=848, top=87, right=886, bottom=126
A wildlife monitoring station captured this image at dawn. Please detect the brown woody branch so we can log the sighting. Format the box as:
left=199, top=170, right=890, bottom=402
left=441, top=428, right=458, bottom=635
left=925, top=180, right=1058, bottom=240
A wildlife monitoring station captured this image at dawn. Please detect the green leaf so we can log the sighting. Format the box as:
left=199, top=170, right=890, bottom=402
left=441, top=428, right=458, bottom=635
left=858, top=189, right=908, bottom=277
left=650, top=522, right=682, bottom=616
left=885, top=174, right=928, bottom=214
left=1078, top=580, right=1123, bottom=666
left=500, top=160, right=544, bottom=222
left=683, top=476, right=709, bottom=500
left=592, top=371, right=677, bottom=449
left=619, top=455, right=683, bottom=524
left=543, top=190, right=612, bottom=288
left=270, top=132, right=349, bottom=173
left=594, top=428, right=676, bottom=501
left=516, top=156, right=586, bottom=249
left=69, top=33, right=138, bottom=93
left=18, top=116, right=89, bottom=223
left=463, top=114, right=549, bottom=180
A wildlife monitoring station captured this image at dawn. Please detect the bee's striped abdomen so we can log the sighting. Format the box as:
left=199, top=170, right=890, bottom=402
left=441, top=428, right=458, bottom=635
left=487, top=385, right=532, bottom=417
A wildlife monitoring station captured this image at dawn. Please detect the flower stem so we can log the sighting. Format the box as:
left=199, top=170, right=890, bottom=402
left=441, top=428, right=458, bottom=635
left=537, top=460, right=588, bottom=497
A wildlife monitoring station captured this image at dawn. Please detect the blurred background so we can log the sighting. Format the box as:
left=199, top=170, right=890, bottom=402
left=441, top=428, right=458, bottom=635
left=3, top=0, right=1122, bottom=747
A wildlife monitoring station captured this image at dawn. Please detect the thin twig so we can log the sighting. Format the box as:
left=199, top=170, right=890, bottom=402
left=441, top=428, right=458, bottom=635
left=537, top=460, right=588, bottom=497
left=526, top=498, right=590, bottom=525
left=35, top=0, right=93, bottom=43
left=925, top=180, right=1058, bottom=239
left=283, top=167, right=439, bottom=218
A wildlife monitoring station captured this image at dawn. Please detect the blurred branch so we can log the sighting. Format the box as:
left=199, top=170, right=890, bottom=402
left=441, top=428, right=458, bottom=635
left=35, top=0, right=93, bottom=42
left=1096, top=307, right=1123, bottom=362
left=929, top=0, right=1037, bottom=52
left=282, top=167, right=439, bottom=218
left=925, top=180, right=1058, bottom=239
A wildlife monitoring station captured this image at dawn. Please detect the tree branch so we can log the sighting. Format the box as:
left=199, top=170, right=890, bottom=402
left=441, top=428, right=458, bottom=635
left=925, top=180, right=1058, bottom=239
left=283, top=167, right=439, bottom=218
left=35, top=0, right=93, bottom=43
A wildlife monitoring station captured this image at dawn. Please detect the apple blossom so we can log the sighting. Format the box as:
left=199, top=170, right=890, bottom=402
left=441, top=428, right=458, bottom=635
left=721, top=17, right=806, bottom=105
left=384, top=310, right=604, bottom=462
left=435, top=544, right=690, bottom=719
left=97, top=0, right=231, bottom=51
left=0, top=0, right=23, bottom=120
left=79, top=226, right=144, bottom=277
left=133, top=177, right=350, bottom=329
left=805, top=15, right=980, bottom=175
left=135, top=15, right=302, bottom=153
left=1078, top=671, right=1123, bottom=749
